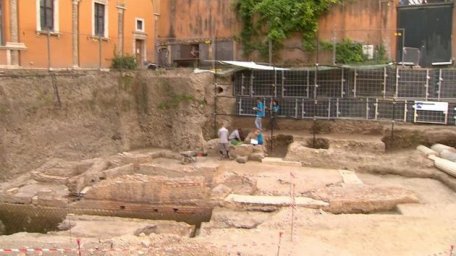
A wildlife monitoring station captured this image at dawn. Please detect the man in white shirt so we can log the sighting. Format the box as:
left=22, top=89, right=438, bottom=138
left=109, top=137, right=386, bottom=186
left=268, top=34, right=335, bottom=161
left=228, top=128, right=242, bottom=145
left=218, top=124, right=229, bottom=159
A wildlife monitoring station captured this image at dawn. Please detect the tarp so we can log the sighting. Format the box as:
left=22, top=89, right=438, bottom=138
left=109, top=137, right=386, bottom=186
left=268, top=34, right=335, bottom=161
left=219, top=61, right=289, bottom=71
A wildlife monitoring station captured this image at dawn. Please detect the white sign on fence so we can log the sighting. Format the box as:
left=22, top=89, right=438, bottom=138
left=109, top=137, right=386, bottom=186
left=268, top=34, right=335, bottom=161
left=414, top=101, right=448, bottom=113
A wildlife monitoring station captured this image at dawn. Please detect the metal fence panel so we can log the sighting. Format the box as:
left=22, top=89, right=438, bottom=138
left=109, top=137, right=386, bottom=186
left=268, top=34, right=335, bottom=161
left=281, top=98, right=300, bottom=118
left=301, top=99, right=331, bottom=119
left=397, top=69, right=428, bottom=99
left=252, top=70, right=275, bottom=97
left=282, top=70, right=311, bottom=98
left=336, top=98, right=369, bottom=120
left=439, top=69, right=456, bottom=100
left=353, top=68, right=387, bottom=98
left=316, top=69, right=343, bottom=98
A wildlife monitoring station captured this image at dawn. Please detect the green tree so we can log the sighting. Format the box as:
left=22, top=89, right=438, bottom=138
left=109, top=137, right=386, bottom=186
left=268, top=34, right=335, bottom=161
left=234, top=0, right=341, bottom=57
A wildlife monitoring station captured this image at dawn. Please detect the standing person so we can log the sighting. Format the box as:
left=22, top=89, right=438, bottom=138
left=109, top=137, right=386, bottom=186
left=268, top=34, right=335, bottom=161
left=217, top=124, right=230, bottom=159
left=253, top=98, right=265, bottom=130
left=270, top=99, right=280, bottom=130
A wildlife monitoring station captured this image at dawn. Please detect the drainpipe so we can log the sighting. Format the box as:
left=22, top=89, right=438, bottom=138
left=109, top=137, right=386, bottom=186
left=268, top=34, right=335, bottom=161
left=72, top=0, right=80, bottom=68
left=9, top=0, right=18, bottom=66
left=116, top=3, right=126, bottom=56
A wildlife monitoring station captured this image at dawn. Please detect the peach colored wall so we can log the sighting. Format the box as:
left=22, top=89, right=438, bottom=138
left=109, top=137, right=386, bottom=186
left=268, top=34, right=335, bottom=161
left=78, top=0, right=155, bottom=68
left=0, top=0, right=155, bottom=68
left=1, top=0, right=10, bottom=43
left=0, top=49, right=6, bottom=65
left=277, top=0, right=399, bottom=65
left=158, top=0, right=236, bottom=41
left=157, top=0, right=400, bottom=65
left=18, top=0, right=73, bottom=68
left=318, top=0, right=397, bottom=57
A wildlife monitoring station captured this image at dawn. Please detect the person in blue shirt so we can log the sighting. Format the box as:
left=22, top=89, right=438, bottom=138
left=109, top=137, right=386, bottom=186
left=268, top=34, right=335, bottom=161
left=253, top=98, right=265, bottom=130
left=256, top=130, right=264, bottom=145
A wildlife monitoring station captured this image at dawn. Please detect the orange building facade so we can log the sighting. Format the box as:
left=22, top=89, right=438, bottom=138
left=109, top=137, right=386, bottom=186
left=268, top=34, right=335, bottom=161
left=0, top=0, right=157, bottom=69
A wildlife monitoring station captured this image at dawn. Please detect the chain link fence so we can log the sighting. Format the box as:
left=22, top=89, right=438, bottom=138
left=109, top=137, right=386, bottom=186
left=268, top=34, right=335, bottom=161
left=233, top=66, right=456, bottom=125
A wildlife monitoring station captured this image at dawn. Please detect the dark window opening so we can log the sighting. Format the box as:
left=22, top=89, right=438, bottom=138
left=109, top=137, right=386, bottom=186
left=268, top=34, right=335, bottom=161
left=94, top=3, right=105, bottom=37
left=399, top=0, right=453, bottom=6
left=136, top=19, right=143, bottom=31
left=40, top=0, right=54, bottom=31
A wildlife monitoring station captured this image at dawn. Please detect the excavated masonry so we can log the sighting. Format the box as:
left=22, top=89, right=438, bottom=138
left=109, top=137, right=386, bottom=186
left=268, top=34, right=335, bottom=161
left=1, top=70, right=456, bottom=255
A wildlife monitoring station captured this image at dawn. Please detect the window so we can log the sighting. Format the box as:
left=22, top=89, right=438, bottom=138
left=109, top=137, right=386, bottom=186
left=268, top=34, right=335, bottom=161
left=94, top=3, right=105, bottom=37
left=0, top=0, right=3, bottom=45
left=135, top=18, right=144, bottom=32
left=40, top=0, right=54, bottom=30
left=36, top=0, right=59, bottom=33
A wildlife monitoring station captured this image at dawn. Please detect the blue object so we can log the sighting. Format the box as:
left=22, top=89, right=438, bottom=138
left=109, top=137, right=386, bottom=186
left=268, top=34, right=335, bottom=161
left=257, top=132, right=264, bottom=145
left=256, top=101, right=265, bottom=117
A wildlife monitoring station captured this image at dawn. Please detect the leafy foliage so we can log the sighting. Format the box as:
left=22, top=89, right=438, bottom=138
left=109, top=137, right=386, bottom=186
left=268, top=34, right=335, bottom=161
left=321, top=38, right=389, bottom=64
left=234, top=0, right=342, bottom=57
left=111, top=55, right=137, bottom=70
left=335, top=39, right=366, bottom=64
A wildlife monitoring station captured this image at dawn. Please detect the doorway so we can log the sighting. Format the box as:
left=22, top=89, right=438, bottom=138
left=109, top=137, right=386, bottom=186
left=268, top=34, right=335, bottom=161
left=135, top=39, right=145, bottom=67
left=397, top=3, right=453, bottom=67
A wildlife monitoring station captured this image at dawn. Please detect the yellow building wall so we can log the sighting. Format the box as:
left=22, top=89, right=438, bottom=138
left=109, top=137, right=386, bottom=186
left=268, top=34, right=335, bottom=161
left=0, top=0, right=155, bottom=69
left=122, top=0, right=155, bottom=61
left=18, top=0, right=73, bottom=68
left=78, top=0, right=155, bottom=68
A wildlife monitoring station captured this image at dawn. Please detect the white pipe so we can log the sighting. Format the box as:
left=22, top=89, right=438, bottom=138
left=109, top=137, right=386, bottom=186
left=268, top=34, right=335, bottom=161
left=429, top=155, right=456, bottom=178
left=416, top=145, right=438, bottom=157
left=430, top=144, right=455, bottom=154
left=439, top=149, right=456, bottom=162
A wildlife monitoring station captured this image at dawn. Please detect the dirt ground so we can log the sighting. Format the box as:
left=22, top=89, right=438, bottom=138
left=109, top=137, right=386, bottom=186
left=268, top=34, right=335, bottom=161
left=0, top=128, right=456, bottom=256
left=2, top=69, right=456, bottom=256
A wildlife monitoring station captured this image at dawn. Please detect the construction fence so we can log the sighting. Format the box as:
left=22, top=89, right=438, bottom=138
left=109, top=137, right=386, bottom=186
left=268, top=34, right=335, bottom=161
left=232, top=66, right=456, bottom=125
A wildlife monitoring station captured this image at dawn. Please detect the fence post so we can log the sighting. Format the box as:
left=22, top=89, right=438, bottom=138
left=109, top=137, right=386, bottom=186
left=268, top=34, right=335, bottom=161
left=404, top=100, right=408, bottom=122
left=438, top=69, right=443, bottom=101
left=241, top=73, right=245, bottom=95
left=250, top=71, right=254, bottom=97
left=327, top=100, right=331, bottom=119
left=306, top=70, right=310, bottom=98
left=374, top=98, right=379, bottom=120
left=340, top=68, right=345, bottom=98
left=273, top=68, right=277, bottom=98
left=353, top=69, right=357, bottom=97
left=314, top=64, right=319, bottom=99
left=294, top=98, right=298, bottom=119
left=425, top=69, right=430, bottom=101
left=391, top=99, right=396, bottom=149
left=383, top=67, right=387, bottom=99
left=336, top=98, right=340, bottom=118
left=395, top=67, right=400, bottom=98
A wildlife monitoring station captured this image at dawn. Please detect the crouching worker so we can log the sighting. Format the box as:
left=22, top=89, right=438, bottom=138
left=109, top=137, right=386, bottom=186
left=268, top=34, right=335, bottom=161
left=245, top=129, right=264, bottom=145
left=229, top=128, right=243, bottom=145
